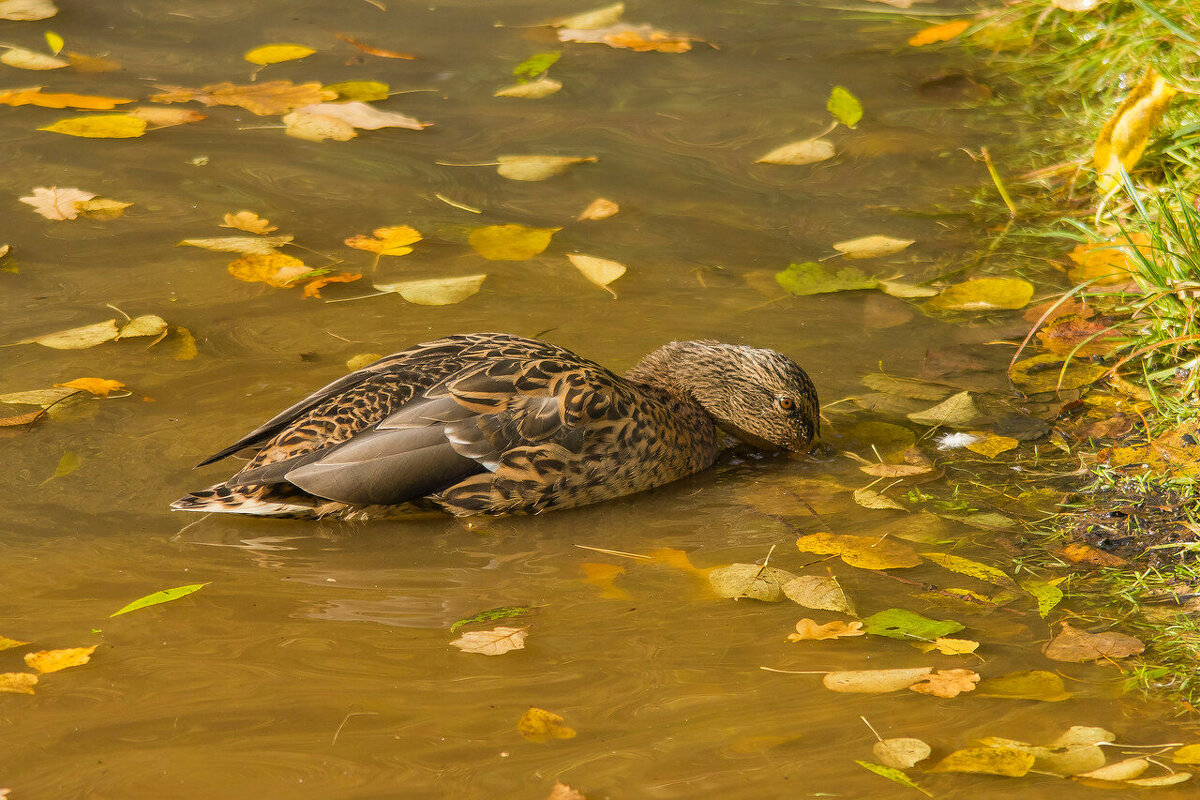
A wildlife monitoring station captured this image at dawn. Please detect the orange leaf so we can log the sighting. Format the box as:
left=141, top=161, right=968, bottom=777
left=150, top=81, right=336, bottom=116
left=0, top=88, right=132, bottom=109
left=580, top=562, right=629, bottom=599
left=787, top=618, right=865, bottom=641
left=302, top=272, right=362, bottom=298
left=908, top=20, right=970, bottom=47
left=1066, top=233, right=1150, bottom=285
left=335, top=34, right=416, bottom=60
left=54, top=377, right=125, bottom=397
left=220, top=211, right=277, bottom=234
left=909, top=668, right=980, bottom=698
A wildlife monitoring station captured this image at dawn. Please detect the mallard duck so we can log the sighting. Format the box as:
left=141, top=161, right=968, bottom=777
left=172, top=332, right=818, bottom=518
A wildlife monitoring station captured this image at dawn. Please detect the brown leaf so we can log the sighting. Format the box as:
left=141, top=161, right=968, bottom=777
left=1059, top=542, right=1127, bottom=567
left=909, top=668, right=979, bottom=698
left=335, top=33, right=416, bottom=59
left=577, top=197, right=619, bottom=220
left=1037, top=315, right=1124, bottom=356
left=150, top=80, right=337, bottom=116
left=449, top=626, right=527, bottom=656
left=787, top=618, right=865, bottom=641
left=0, top=408, right=45, bottom=428
left=1043, top=621, right=1145, bottom=662
left=558, top=22, right=696, bottom=53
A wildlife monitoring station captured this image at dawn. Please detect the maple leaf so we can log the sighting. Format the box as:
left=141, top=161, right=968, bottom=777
left=220, top=211, right=277, bottom=234
left=19, top=186, right=96, bottom=220
left=909, top=668, right=980, bottom=698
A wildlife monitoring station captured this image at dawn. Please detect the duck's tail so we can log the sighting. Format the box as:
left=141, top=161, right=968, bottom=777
left=171, top=483, right=335, bottom=518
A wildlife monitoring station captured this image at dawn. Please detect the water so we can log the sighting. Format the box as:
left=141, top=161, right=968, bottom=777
left=3, top=1, right=1196, bottom=797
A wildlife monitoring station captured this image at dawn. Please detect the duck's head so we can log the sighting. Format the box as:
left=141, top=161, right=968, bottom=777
left=628, top=340, right=820, bottom=453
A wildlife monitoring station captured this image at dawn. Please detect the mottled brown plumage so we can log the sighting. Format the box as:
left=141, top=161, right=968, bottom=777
left=172, top=333, right=818, bottom=518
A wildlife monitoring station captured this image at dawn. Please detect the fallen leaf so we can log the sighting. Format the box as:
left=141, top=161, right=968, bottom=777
left=450, top=625, right=526, bottom=655
left=708, top=563, right=798, bottom=601
left=874, top=738, right=931, bottom=769
left=345, top=353, right=382, bottom=371
left=39, top=114, right=146, bottom=138
left=45, top=450, right=80, bottom=481
left=126, top=106, right=207, bottom=127
left=1, top=46, right=67, bottom=69
left=228, top=252, right=311, bottom=288
left=173, top=326, right=198, bottom=360
left=469, top=224, right=559, bottom=260
left=1053, top=0, right=1102, bottom=9
left=1077, top=758, right=1149, bottom=782
left=117, top=314, right=168, bottom=339
left=859, top=462, right=931, bottom=478
left=577, top=197, right=619, bottom=220
left=302, top=273, right=361, bottom=298
left=787, top=618, right=864, bottom=641
left=1042, top=621, right=1144, bottom=662
left=862, top=608, right=964, bottom=640
left=17, top=319, right=118, bottom=349
left=879, top=279, right=939, bottom=298
left=928, top=746, right=1034, bottom=776
left=552, top=2, right=625, bottom=29
left=150, top=81, right=336, bottom=116
left=546, top=781, right=587, bottom=800
left=756, top=138, right=835, bottom=166
left=1037, top=315, right=1124, bottom=356
left=855, top=761, right=931, bottom=796
left=0, top=673, right=38, bottom=695
left=647, top=547, right=705, bottom=574
left=0, top=0, right=58, bottom=21
left=1094, top=67, right=1177, bottom=192
left=518, top=707, right=577, bottom=742
left=921, top=552, right=1017, bottom=589
left=1126, top=773, right=1193, bottom=787
left=580, top=562, right=629, bottom=599
left=24, top=645, right=96, bottom=673
left=853, top=488, right=906, bottom=511
left=244, top=43, right=315, bottom=65
left=974, top=669, right=1072, bottom=701
left=1009, top=354, right=1106, bottom=393
left=335, top=34, right=415, bottom=60
left=220, top=211, right=276, bottom=234
left=54, top=378, right=124, bottom=397
left=66, top=51, right=120, bottom=72
left=823, top=666, right=932, bottom=693
left=282, top=109, right=357, bottom=142
left=906, top=391, right=982, bottom=429
left=374, top=274, right=487, bottom=305
left=179, top=235, right=294, bottom=255
left=909, top=668, right=979, bottom=698
left=965, top=433, right=1019, bottom=458
left=1066, top=233, right=1149, bottom=285
left=295, top=101, right=426, bottom=131
left=19, top=186, right=96, bottom=220
left=1019, top=577, right=1066, bottom=618
left=1058, top=541, right=1126, bottom=566
left=924, top=276, right=1033, bottom=311
left=908, top=19, right=970, bottom=47
left=496, top=155, right=596, bottom=181
left=76, top=197, right=131, bottom=219
left=494, top=78, right=563, bottom=98
left=834, top=235, right=913, bottom=259
left=322, top=80, right=390, bottom=102
left=776, top=262, right=877, bottom=295
left=827, top=85, right=863, bottom=128
left=44, top=31, right=63, bottom=54
left=345, top=225, right=422, bottom=255
left=558, top=22, right=694, bottom=53
left=567, top=254, right=626, bottom=296
left=1173, top=744, right=1200, bottom=765
left=861, top=374, right=952, bottom=401
left=0, top=408, right=45, bottom=427
left=914, top=636, right=980, bottom=655
left=0, top=388, right=79, bottom=406
left=795, top=532, right=922, bottom=570
left=782, top=575, right=856, bottom=614
left=110, top=583, right=209, bottom=616
left=0, top=636, right=29, bottom=650
left=0, top=88, right=130, bottom=109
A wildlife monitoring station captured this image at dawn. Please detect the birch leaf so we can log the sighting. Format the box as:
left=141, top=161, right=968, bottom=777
left=873, top=738, right=932, bottom=769
left=782, top=575, right=856, bottom=614
left=708, top=563, right=797, bottom=601
left=469, top=224, right=558, bottom=260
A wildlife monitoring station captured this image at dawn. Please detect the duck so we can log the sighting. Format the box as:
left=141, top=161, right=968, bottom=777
left=172, top=332, right=819, bottom=518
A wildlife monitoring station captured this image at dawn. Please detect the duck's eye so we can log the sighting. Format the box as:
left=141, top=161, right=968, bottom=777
left=776, top=396, right=795, bottom=411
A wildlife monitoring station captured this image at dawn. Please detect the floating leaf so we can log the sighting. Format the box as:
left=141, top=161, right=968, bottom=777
left=513, top=51, right=561, bottom=80
left=0, top=636, right=29, bottom=650
left=558, top=23, right=694, bottom=53
left=228, top=252, right=310, bottom=288
left=906, top=391, right=982, bottom=429
left=874, top=739, right=931, bottom=770
left=302, top=273, right=361, bottom=298
left=1094, top=67, right=1177, bottom=192
left=708, top=563, right=798, bottom=601
left=0, top=0, right=58, bottom=21
left=179, top=235, right=293, bottom=255
left=567, top=254, right=626, bottom=296
left=775, top=261, right=877, bottom=295
left=0, top=672, right=38, bottom=694
left=19, top=186, right=96, bottom=220
left=827, top=85, right=863, bottom=128
left=823, top=666, right=932, bottom=693
left=1, top=46, right=68, bottom=69
left=24, top=645, right=96, bottom=673
left=76, top=197, right=131, bottom=219
left=496, top=155, right=596, bottom=181
left=1009, top=354, right=1106, bottom=393
left=756, top=138, right=835, bottom=165
left=879, top=279, right=939, bottom=298
left=1019, top=576, right=1066, bottom=618
left=244, top=43, right=315, bottom=65
left=552, top=2, right=625, bottom=30
left=494, top=78, right=563, bottom=98
left=150, top=81, right=336, bottom=116
left=469, top=224, right=559, bottom=260
left=374, top=274, right=487, bottom=305
left=908, top=19, right=970, bottom=47
left=1078, top=758, right=1149, bottom=782
left=450, top=605, right=535, bottom=632
left=54, top=378, right=124, bottom=397
left=1127, top=773, right=1193, bottom=787
left=335, top=34, right=415, bottom=60
left=921, top=552, right=1017, bottom=589
left=0, top=88, right=131, bottom=109
left=345, top=225, right=422, bottom=256
left=449, top=625, right=526, bottom=655
left=282, top=110, right=357, bottom=142
left=117, top=314, right=168, bottom=339
left=1043, top=621, right=1144, bottom=662
left=855, top=761, right=931, bottom=796
left=517, top=707, right=576, bottom=742
left=782, top=575, right=856, bottom=614
left=295, top=101, right=425, bottom=131
left=924, top=277, right=1033, bottom=311
left=928, top=746, right=1034, bottom=776
left=322, top=80, right=390, bottom=102
left=126, top=106, right=207, bottom=127
left=795, top=532, right=922, bottom=570
left=1173, top=744, right=1200, bottom=765
left=577, top=197, right=619, bottom=220
left=974, top=669, right=1072, bottom=701
left=787, top=618, right=864, bottom=641
left=220, top=211, right=276, bottom=234
left=862, top=608, right=964, bottom=640
left=17, top=319, right=118, bottom=349
left=109, top=583, right=210, bottom=617
left=834, top=235, right=913, bottom=259
left=909, top=668, right=979, bottom=698
left=39, top=114, right=146, bottom=138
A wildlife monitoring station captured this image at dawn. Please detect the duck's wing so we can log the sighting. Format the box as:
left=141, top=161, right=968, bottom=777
left=199, top=334, right=638, bottom=509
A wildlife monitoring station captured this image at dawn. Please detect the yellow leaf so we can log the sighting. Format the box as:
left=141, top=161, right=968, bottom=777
left=301, top=272, right=361, bottom=298
left=1009, top=353, right=1106, bottom=393
left=496, top=155, right=596, bottom=181
left=552, top=2, right=625, bottom=29
left=150, top=81, right=336, bottom=116
left=580, top=562, right=628, bottom=599
left=928, top=746, right=1035, bottom=776
left=344, top=225, right=423, bottom=256
left=0, top=46, right=68, bottom=69
left=795, top=532, right=923, bottom=570
left=173, top=326, right=198, bottom=361
left=517, top=707, right=577, bottom=742
left=24, top=645, right=96, bottom=673
left=0, top=672, right=37, bottom=694
left=227, top=252, right=311, bottom=288
left=76, top=197, right=131, bottom=219
left=0, top=635, right=29, bottom=650
left=914, top=637, right=980, bottom=655
left=17, top=319, right=119, bottom=349
left=1094, top=67, right=1178, bottom=192
left=39, top=114, right=146, bottom=138
left=577, top=197, right=619, bottom=220
left=908, top=19, right=970, bottom=47
left=469, top=224, right=559, bottom=260
left=220, top=211, right=277, bottom=234
left=45, top=30, right=63, bottom=54
left=965, top=433, right=1018, bottom=458
left=54, top=378, right=125, bottom=397
left=179, top=235, right=293, bottom=254
left=924, top=277, right=1033, bottom=311
left=567, top=253, right=626, bottom=296
left=852, top=487, right=906, bottom=511
left=558, top=22, right=695, bottom=53
left=322, top=80, right=390, bottom=102
left=345, top=353, right=382, bottom=371
left=282, top=110, right=357, bottom=142
left=1066, top=234, right=1150, bottom=285
left=117, top=314, right=168, bottom=340
left=0, top=88, right=131, bottom=109
left=244, top=43, right=316, bottom=65
left=833, top=235, right=914, bottom=259
left=449, top=625, right=526, bottom=655
left=494, top=78, right=563, bottom=98
left=787, top=618, right=865, bottom=641
left=374, top=274, right=487, bottom=305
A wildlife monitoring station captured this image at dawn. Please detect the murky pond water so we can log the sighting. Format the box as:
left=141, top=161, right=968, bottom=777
left=4, top=1, right=1197, bottom=797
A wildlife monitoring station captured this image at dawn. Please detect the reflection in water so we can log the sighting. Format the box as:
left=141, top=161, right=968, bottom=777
left=3, top=1, right=1195, bottom=798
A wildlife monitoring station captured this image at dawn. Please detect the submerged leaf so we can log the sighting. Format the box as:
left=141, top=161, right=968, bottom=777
left=577, top=197, right=619, bottom=220
left=924, top=277, right=1033, bottom=312
left=921, top=552, right=1017, bottom=589
left=494, top=78, right=562, bottom=99
left=708, top=563, right=797, bottom=601
left=228, top=252, right=310, bottom=288
left=756, top=138, right=835, bottom=166
left=0, top=672, right=38, bottom=694
left=295, top=101, right=425, bottom=131
left=827, top=85, right=863, bottom=128
left=909, top=668, right=979, bottom=698
left=469, top=224, right=558, bottom=260
left=1019, top=576, right=1066, bottom=618
left=322, top=80, right=390, bottom=102
left=1009, top=354, right=1106, bottom=393
left=0, top=88, right=130, bottom=109
left=450, top=606, right=535, bottom=632
left=517, top=707, right=576, bottom=742
left=862, top=608, right=964, bottom=640
left=1042, top=621, right=1144, bottom=662
left=974, top=669, right=1072, bottom=701
left=928, top=746, right=1034, bottom=776
left=345, top=225, right=422, bottom=255
left=874, top=738, right=932, bottom=770
left=117, top=314, right=168, bottom=339
left=823, top=666, right=932, bottom=693
left=558, top=23, right=694, bottom=53
left=795, top=532, right=922, bottom=570
left=17, top=319, right=118, bottom=349
left=302, top=273, right=361, bottom=298
left=54, top=378, right=124, bottom=397
left=282, top=109, right=357, bottom=142
left=552, top=2, right=625, bottom=29
left=782, top=575, right=855, bottom=614
left=496, top=155, right=596, bottom=181
left=776, top=262, right=877, bottom=295
left=906, top=391, right=982, bottom=429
